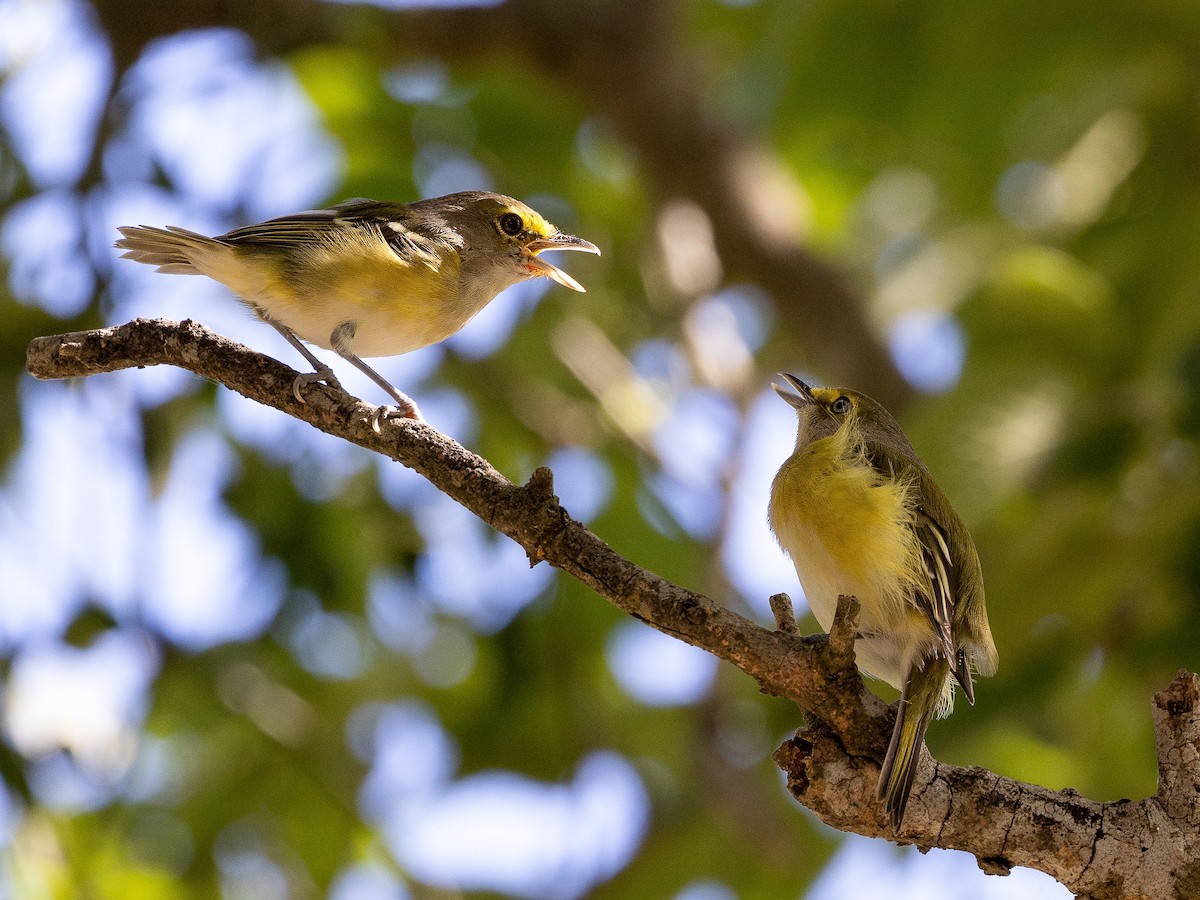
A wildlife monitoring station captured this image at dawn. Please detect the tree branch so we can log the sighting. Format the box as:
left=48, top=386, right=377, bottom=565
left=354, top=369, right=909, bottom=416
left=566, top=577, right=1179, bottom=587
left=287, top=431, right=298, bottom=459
left=25, top=319, right=1200, bottom=898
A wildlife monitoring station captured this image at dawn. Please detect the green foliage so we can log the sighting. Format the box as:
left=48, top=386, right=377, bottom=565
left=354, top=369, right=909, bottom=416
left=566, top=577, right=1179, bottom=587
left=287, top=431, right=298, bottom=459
left=5, top=0, right=1200, bottom=896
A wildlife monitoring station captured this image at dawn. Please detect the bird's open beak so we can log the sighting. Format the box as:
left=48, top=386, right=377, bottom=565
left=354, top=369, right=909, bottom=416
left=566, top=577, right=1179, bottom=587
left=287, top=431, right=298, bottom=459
left=524, top=233, right=601, bottom=293
left=771, top=372, right=817, bottom=410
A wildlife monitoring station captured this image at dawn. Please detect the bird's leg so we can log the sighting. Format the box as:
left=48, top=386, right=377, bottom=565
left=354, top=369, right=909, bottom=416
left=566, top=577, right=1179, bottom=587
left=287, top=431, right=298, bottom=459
left=330, top=322, right=423, bottom=431
left=260, top=315, right=343, bottom=401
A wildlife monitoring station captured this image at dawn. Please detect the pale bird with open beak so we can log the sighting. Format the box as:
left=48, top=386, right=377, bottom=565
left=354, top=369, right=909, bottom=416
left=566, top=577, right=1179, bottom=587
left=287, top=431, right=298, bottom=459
left=116, top=191, right=600, bottom=425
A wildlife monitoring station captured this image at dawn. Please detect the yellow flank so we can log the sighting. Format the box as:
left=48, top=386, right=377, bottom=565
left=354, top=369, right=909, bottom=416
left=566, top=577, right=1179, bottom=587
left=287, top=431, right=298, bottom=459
left=770, top=415, right=924, bottom=631
left=231, top=230, right=466, bottom=356
left=296, top=228, right=453, bottom=308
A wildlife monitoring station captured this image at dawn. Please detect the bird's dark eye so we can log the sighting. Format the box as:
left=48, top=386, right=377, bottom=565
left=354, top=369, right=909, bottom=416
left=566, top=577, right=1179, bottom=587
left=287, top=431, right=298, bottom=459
left=831, top=396, right=852, bottom=414
left=499, top=212, right=524, bottom=236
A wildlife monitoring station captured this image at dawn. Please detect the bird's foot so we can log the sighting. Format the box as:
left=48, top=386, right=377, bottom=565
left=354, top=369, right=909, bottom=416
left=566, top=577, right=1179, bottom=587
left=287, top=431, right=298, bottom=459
left=369, top=399, right=423, bottom=433
left=291, top=366, right=342, bottom=403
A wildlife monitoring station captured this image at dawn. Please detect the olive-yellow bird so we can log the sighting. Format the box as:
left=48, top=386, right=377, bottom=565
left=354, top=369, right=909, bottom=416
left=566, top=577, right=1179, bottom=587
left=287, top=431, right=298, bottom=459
left=115, top=192, right=599, bottom=426
left=768, top=373, right=997, bottom=829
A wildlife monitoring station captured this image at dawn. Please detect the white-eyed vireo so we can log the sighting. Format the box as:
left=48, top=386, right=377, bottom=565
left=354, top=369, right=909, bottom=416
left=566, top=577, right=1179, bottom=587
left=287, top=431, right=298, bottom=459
left=768, top=373, right=998, bottom=830
left=115, top=192, right=599, bottom=425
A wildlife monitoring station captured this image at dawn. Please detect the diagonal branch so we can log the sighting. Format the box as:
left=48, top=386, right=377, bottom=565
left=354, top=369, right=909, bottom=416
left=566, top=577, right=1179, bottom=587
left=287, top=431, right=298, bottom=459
left=24, top=318, right=877, bottom=740
left=24, top=319, right=1200, bottom=898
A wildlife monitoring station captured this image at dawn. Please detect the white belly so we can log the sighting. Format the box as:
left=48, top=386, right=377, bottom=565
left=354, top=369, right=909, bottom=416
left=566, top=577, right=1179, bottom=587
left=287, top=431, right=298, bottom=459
left=783, top=530, right=912, bottom=690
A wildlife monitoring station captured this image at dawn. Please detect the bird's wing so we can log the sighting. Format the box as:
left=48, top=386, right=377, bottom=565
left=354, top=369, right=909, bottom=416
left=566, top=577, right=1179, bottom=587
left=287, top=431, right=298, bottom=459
left=864, top=445, right=956, bottom=662
left=912, top=508, right=956, bottom=663
left=216, top=200, right=456, bottom=263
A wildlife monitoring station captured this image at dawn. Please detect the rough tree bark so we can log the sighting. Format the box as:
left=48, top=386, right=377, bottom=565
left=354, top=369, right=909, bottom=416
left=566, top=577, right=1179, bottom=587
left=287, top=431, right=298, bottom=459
left=25, top=319, right=1200, bottom=900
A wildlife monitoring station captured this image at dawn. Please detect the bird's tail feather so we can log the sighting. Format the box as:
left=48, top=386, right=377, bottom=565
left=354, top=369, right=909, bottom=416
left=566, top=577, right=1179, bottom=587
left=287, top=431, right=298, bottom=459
left=878, top=658, right=947, bottom=830
left=114, top=225, right=219, bottom=274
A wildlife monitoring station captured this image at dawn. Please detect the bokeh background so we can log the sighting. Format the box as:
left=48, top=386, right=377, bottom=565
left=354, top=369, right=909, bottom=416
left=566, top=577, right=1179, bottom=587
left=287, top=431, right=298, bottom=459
left=3, top=0, right=1199, bottom=897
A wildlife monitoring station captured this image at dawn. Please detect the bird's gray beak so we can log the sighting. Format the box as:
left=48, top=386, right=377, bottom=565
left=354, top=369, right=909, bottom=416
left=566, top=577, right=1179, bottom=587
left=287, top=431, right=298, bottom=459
left=524, top=233, right=601, bottom=293
left=771, top=372, right=817, bottom=410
